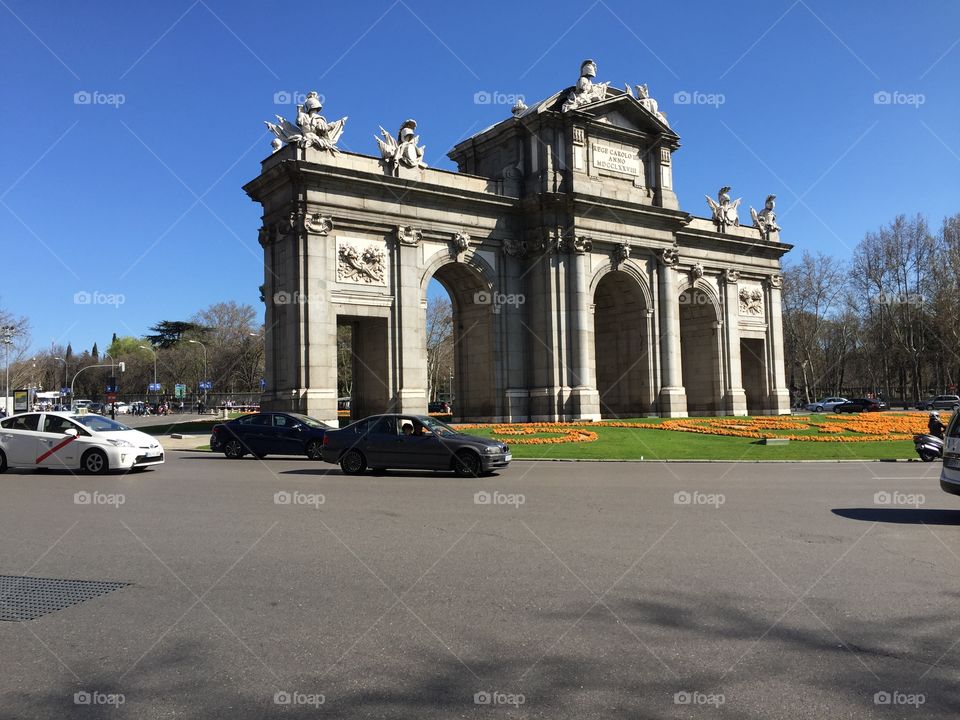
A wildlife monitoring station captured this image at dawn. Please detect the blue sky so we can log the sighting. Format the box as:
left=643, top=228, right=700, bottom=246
left=1, top=0, right=959, bottom=354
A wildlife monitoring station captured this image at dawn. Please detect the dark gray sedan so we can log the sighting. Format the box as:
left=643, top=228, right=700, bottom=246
left=321, top=414, right=511, bottom=477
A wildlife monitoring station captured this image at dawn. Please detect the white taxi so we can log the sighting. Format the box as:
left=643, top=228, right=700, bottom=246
left=940, top=411, right=960, bottom=496
left=0, top=411, right=164, bottom=474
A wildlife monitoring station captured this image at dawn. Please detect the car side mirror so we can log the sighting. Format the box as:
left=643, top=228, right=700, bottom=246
left=64, top=428, right=79, bottom=437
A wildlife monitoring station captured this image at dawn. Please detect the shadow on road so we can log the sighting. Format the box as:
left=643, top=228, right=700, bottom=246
left=832, top=508, right=960, bottom=525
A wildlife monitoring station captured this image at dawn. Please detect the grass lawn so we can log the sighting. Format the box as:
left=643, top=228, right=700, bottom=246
left=462, top=416, right=917, bottom=461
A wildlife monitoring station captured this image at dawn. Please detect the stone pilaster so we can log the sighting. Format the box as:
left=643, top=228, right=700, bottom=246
left=656, top=258, right=687, bottom=417
left=722, top=272, right=748, bottom=416
left=393, top=233, right=427, bottom=415
left=567, top=236, right=600, bottom=419
left=766, top=275, right=791, bottom=414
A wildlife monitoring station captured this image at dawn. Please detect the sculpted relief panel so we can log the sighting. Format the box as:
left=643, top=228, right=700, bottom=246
left=336, top=238, right=388, bottom=286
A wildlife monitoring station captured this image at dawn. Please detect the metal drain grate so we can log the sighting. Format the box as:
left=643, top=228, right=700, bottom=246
left=0, top=575, right=130, bottom=622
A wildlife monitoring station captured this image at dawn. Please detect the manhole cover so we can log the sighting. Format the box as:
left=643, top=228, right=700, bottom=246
left=0, top=575, right=130, bottom=622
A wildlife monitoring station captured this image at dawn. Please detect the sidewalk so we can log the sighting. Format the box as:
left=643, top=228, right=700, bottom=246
left=156, top=433, right=210, bottom=451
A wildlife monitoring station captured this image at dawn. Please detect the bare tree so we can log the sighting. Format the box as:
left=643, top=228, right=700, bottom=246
left=425, top=296, right=453, bottom=401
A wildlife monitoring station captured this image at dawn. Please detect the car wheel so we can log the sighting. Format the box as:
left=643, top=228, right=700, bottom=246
left=0, top=449, right=6, bottom=473
left=305, top=439, right=323, bottom=461
left=919, top=449, right=938, bottom=462
left=453, top=450, right=482, bottom=478
left=815, top=405, right=823, bottom=412
left=224, top=439, right=245, bottom=459
left=340, top=450, right=366, bottom=475
left=82, top=449, right=109, bottom=475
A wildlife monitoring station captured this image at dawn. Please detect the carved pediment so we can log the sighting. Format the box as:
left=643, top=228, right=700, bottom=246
left=574, top=92, right=677, bottom=140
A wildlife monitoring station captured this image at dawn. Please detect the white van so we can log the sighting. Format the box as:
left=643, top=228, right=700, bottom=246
left=940, top=412, right=960, bottom=495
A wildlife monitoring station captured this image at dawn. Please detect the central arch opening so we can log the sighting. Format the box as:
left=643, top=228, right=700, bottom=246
left=592, top=270, right=652, bottom=418
left=679, top=287, right=721, bottom=415
left=425, top=262, right=497, bottom=421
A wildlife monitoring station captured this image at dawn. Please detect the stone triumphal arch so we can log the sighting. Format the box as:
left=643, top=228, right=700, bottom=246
left=244, top=61, right=792, bottom=423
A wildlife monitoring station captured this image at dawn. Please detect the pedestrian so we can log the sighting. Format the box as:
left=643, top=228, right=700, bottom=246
left=110, top=403, right=116, bottom=420
left=929, top=411, right=946, bottom=439
left=198, top=399, right=205, bottom=415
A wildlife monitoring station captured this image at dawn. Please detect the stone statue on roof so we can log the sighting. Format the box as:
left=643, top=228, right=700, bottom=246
left=265, top=91, right=347, bottom=153
left=561, top=59, right=609, bottom=112
left=706, top=186, right=741, bottom=232
left=375, top=119, right=427, bottom=175
left=750, top=195, right=781, bottom=240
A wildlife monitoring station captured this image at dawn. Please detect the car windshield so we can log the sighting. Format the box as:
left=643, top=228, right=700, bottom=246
left=289, top=413, right=330, bottom=429
left=420, top=416, right=460, bottom=437
left=72, top=415, right=131, bottom=432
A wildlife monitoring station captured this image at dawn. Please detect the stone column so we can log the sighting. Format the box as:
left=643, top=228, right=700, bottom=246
left=568, top=236, right=600, bottom=420
left=502, top=240, right=529, bottom=421
left=656, top=251, right=687, bottom=417
left=301, top=212, right=339, bottom=424
left=644, top=308, right=657, bottom=415
left=766, top=274, right=791, bottom=414
left=388, top=226, right=427, bottom=416
left=722, top=271, right=748, bottom=416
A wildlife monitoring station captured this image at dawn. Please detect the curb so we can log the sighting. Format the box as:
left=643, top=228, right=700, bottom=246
left=512, top=458, right=922, bottom=464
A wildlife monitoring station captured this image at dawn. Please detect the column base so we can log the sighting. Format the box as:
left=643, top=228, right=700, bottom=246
left=657, top=386, right=688, bottom=417
left=504, top=389, right=530, bottom=422
left=301, top=388, right=339, bottom=426
left=725, top=388, right=748, bottom=416
left=767, top=388, right=792, bottom=415
left=397, top=388, right=427, bottom=416
left=529, top=386, right=559, bottom=422
left=568, top=386, right=601, bottom=421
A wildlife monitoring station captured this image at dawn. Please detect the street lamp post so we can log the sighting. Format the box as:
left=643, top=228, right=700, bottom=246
left=188, top=339, right=208, bottom=411
left=54, top=357, right=67, bottom=407
left=138, top=345, right=157, bottom=386
left=0, top=325, right=13, bottom=415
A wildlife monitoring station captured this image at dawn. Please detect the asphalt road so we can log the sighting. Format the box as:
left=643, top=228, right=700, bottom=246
left=1, top=453, right=958, bottom=718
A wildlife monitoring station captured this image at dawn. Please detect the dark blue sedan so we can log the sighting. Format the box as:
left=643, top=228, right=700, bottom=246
left=210, top=412, right=332, bottom=460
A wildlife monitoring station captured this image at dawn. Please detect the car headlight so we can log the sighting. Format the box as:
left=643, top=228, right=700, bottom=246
left=108, top=439, right=135, bottom=448
left=484, top=446, right=501, bottom=454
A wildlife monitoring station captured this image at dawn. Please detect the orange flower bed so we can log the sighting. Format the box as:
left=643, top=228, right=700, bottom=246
left=452, top=413, right=941, bottom=443
left=456, top=422, right=599, bottom=445
left=606, top=412, right=941, bottom=442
